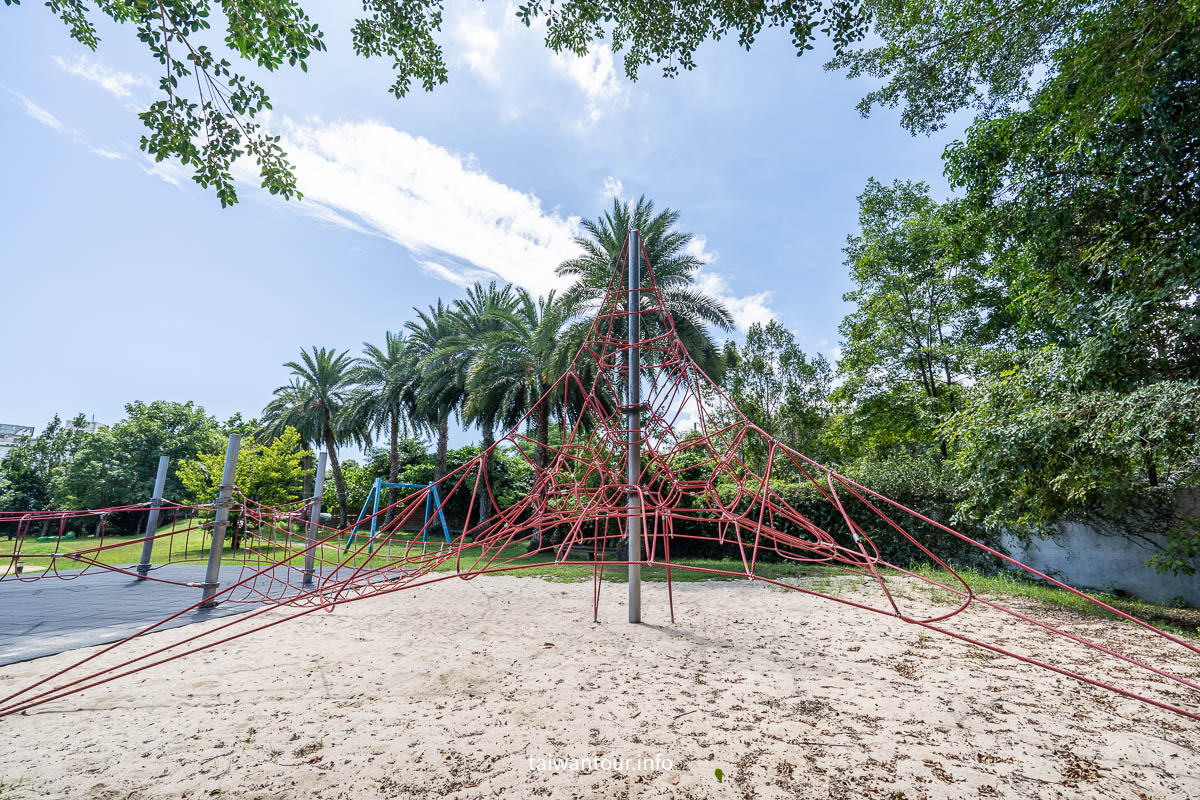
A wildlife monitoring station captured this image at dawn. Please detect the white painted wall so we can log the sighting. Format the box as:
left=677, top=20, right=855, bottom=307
left=1000, top=491, right=1200, bottom=606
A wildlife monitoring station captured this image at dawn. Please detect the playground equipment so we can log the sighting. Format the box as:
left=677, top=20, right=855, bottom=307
left=345, top=478, right=451, bottom=551
left=1, top=229, right=1198, bottom=723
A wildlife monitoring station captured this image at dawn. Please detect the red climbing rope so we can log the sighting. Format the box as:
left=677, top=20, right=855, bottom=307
left=2, top=231, right=1198, bottom=723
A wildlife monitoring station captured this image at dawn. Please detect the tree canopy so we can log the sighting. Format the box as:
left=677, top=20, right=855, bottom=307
left=20, top=0, right=1182, bottom=205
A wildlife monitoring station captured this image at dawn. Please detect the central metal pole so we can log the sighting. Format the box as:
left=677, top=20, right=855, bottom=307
left=136, top=455, right=170, bottom=578
left=627, top=229, right=642, bottom=624
left=304, top=451, right=327, bottom=585
left=200, top=434, right=240, bottom=608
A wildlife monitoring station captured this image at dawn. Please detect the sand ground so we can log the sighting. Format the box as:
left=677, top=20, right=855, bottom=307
left=1, top=575, right=1197, bottom=799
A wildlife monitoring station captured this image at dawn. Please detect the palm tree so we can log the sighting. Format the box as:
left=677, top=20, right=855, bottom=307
left=276, top=346, right=357, bottom=527
left=343, top=332, right=422, bottom=520
left=449, top=282, right=518, bottom=523
left=556, top=195, right=734, bottom=378
left=406, top=301, right=462, bottom=482
left=261, top=378, right=321, bottom=501
left=466, top=289, right=571, bottom=471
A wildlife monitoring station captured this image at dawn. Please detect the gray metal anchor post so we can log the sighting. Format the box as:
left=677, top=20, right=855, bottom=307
left=136, top=455, right=170, bottom=578
left=627, top=228, right=642, bottom=624
left=200, top=434, right=240, bottom=608
left=304, top=451, right=327, bottom=586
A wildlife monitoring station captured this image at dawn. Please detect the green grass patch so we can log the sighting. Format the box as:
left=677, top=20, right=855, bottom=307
left=6, top=525, right=1196, bottom=637
left=907, top=563, right=1200, bottom=638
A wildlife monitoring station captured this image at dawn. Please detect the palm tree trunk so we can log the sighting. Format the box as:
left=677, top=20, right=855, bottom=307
left=300, top=451, right=313, bottom=501
left=323, top=428, right=349, bottom=528
left=386, top=409, right=400, bottom=524
left=535, top=404, right=551, bottom=469
left=434, top=414, right=450, bottom=481
left=529, top=404, right=551, bottom=551
left=479, top=424, right=495, bottom=525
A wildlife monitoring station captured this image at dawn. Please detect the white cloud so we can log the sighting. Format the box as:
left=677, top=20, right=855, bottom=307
left=684, top=234, right=777, bottom=331
left=553, top=44, right=628, bottom=124
left=5, top=86, right=131, bottom=165
left=697, top=270, right=776, bottom=332
left=139, top=154, right=191, bottom=188
left=52, top=54, right=150, bottom=100
left=445, top=1, right=630, bottom=128
left=454, top=9, right=505, bottom=85
left=601, top=175, right=624, bottom=200
left=10, top=90, right=66, bottom=132
left=89, top=147, right=126, bottom=160
left=685, top=235, right=717, bottom=264
left=246, top=117, right=582, bottom=296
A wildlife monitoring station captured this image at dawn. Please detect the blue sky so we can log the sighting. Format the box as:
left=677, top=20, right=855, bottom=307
left=0, top=1, right=967, bottom=450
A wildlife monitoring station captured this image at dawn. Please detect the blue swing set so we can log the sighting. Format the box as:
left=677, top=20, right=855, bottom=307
left=344, top=477, right=451, bottom=551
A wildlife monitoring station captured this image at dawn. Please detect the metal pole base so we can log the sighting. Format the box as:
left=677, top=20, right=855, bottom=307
left=199, top=582, right=221, bottom=608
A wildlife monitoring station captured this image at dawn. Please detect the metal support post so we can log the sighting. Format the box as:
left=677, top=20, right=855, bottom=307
left=627, top=229, right=642, bottom=623
left=200, top=435, right=240, bottom=608
left=304, top=451, right=327, bottom=585
left=136, top=455, right=169, bottom=577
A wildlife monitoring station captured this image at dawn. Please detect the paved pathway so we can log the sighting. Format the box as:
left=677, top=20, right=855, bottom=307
left=0, top=564, right=327, bottom=665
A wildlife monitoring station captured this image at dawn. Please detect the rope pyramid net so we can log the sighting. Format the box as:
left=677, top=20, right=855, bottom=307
left=2, top=231, right=1198, bottom=721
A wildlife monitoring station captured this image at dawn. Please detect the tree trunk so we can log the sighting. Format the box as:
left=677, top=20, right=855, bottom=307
left=1143, top=444, right=1159, bottom=487
left=300, top=452, right=313, bottom=502
left=386, top=409, right=400, bottom=524
left=478, top=424, right=495, bottom=525
left=535, top=404, right=551, bottom=469
left=529, top=405, right=552, bottom=552
left=434, top=414, right=450, bottom=481
left=323, top=428, right=349, bottom=528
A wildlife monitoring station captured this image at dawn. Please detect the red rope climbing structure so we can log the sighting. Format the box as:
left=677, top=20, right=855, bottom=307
left=2, top=231, right=1198, bottom=722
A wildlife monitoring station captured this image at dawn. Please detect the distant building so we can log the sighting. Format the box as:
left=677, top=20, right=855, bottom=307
left=0, top=424, right=35, bottom=461
left=0, top=418, right=104, bottom=461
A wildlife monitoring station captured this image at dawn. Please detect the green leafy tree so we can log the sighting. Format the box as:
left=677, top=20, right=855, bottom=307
left=828, top=0, right=1196, bottom=135
left=11, top=0, right=871, bottom=205
left=947, top=348, right=1200, bottom=574
left=178, top=427, right=312, bottom=548
left=178, top=427, right=311, bottom=505
left=322, top=458, right=376, bottom=522
left=927, top=4, right=1200, bottom=575
left=719, top=321, right=832, bottom=469
left=21, top=0, right=1179, bottom=209
left=832, top=179, right=1001, bottom=458
left=58, top=401, right=223, bottom=511
left=942, top=7, right=1200, bottom=387
left=0, top=414, right=94, bottom=511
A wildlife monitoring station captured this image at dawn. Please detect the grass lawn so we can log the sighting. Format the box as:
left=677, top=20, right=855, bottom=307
left=5, top=523, right=1197, bottom=637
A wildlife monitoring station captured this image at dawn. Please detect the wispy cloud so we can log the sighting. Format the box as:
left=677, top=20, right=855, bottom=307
left=4, top=86, right=131, bottom=163
left=600, top=175, right=624, bottom=201
left=52, top=54, right=150, bottom=100
left=447, top=1, right=630, bottom=128
left=453, top=8, right=505, bottom=85
left=9, top=89, right=66, bottom=132
left=686, top=236, right=778, bottom=332
left=552, top=44, right=628, bottom=125
left=246, top=117, right=582, bottom=296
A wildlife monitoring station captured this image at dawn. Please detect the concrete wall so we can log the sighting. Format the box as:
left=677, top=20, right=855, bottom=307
left=1000, top=490, right=1200, bottom=606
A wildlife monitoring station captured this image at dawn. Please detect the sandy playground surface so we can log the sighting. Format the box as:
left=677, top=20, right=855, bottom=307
left=1, top=575, right=1198, bottom=799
